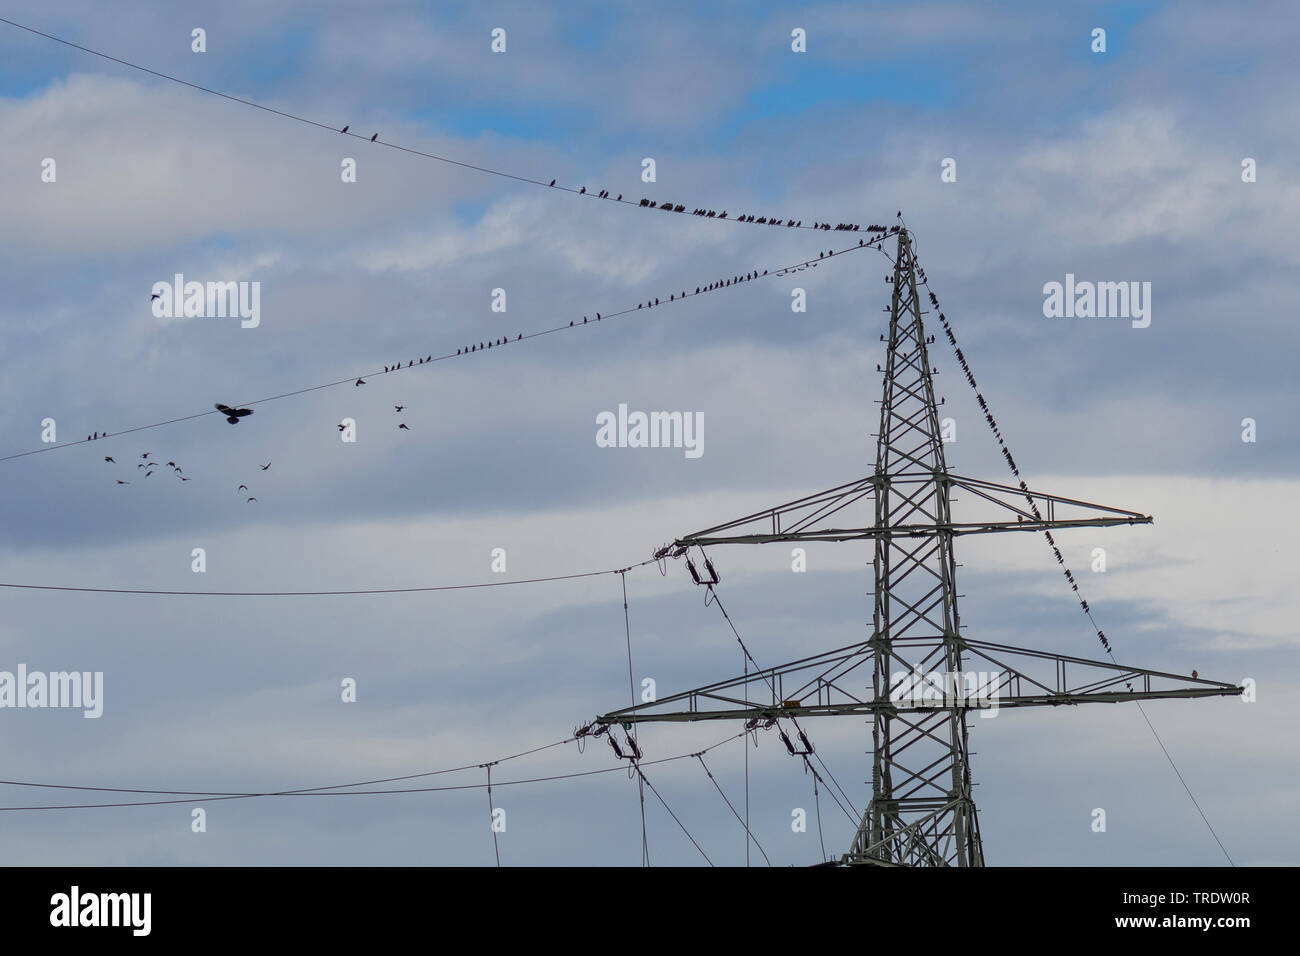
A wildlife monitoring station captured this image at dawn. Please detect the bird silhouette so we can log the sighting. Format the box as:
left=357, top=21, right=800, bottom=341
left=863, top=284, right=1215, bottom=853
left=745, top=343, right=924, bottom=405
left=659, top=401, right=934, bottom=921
left=246, top=497, right=257, bottom=503
left=549, top=179, right=556, bottom=187
left=1191, top=670, right=1198, bottom=679
left=341, top=125, right=349, bottom=133
left=398, top=423, right=410, bottom=431
left=179, top=476, right=191, bottom=481
left=215, top=403, right=253, bottom=424
left=355, top=378, right=365, bottom=386
left=116, top=480, right=129, bottom=485
left=394, top=405, right=404, bottom=412
left=238, top=484, right=248, bottom=493
left=104, top=456, right=115, bottom=463
left=370, top=133, right=378, bottom=142
left=151, top=293, right=160, bottom=301
left=260, top=463, right=271, bottom=471
left=141, top=453, right=150, bottom=459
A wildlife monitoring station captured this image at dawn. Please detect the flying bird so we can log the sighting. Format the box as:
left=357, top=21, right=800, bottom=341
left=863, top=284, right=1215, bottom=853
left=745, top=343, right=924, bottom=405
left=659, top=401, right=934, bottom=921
left=104, top=456, right=115, bottom=463
left=394, top=405, right=404, bottom=412
left=260, top=462, right=271, bottom=471
left=116, top=480, right=129, bottom=485
left=246, top=497, right=257, bottom=503
left=238, top=484, right=248, bottom=493
left=215, top=403, right=254, bottom=424
left=398, top=423, right=411, bottom=431
left=151, top=293, right=160, bottom=301
left=355, top=378, right=365, bottom=386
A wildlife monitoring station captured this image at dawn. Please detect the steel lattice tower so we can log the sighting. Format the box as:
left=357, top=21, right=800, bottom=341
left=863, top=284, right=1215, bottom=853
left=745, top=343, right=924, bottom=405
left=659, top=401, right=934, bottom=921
left=587, top=228, right=1241, bottom=866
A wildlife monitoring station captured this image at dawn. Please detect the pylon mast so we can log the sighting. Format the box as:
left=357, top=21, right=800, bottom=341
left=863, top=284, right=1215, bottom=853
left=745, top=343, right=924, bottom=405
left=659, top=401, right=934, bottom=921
left=588, top=228, right=1242, bottom=866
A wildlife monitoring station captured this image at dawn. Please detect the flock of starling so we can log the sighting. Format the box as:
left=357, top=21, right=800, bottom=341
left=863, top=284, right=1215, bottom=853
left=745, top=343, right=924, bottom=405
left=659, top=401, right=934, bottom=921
left=455, top=335, right=522, bottom=356
left=555, top=175, right=899, bottom=235
left=340, top=125, right=379, bottom=142
left=102, top=451, right=191, bottom=486
left=236, top=461, right=271, bottom=503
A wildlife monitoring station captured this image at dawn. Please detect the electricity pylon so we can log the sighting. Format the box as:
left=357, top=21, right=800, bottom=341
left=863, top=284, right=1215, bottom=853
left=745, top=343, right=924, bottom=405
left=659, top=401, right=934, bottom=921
left=589, top=227, right=1242, bottom=866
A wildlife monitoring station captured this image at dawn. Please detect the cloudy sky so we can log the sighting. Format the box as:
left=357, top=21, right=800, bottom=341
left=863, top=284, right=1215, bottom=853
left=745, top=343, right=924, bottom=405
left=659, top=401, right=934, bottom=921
left=0, top=0, right=1294, bottom=866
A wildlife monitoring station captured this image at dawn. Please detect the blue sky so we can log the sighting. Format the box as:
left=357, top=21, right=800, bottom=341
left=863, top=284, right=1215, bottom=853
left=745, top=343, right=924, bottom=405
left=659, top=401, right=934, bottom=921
left=0, top=0, right=1295, bottom=866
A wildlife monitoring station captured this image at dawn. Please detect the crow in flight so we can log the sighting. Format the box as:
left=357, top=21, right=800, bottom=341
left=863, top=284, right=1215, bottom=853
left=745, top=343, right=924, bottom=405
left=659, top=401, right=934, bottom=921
left=247, top=497, right=257, bottom=503
left=215, top=403, right=254, bottom=424
left=104, top=456, right=115, bottom=463
left=394, top=405, right=404, bottom=412
left=261, top=463, right=271, bottom=471
left=398, top=423, right=410, bottom=431
left=238, top=484, right=248, bottom=493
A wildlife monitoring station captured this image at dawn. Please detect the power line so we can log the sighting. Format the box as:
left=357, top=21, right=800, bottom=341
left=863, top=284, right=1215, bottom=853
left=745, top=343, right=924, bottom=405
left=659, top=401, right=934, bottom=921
left=0, top=732, right=745, bottom=812
left=0, top=558, right=656, bottom=598
left=0, top=236, right=895, bottom=466
left=696, top=753, right=770, bottom=866
left=0, top=16, right=888, bottom=237
left=634, top=764, right=712, bottom=866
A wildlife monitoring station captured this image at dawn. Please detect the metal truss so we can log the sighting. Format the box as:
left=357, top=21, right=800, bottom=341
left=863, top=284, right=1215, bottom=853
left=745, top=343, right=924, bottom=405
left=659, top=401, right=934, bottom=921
left=598, top=227, right=1243, bottom=867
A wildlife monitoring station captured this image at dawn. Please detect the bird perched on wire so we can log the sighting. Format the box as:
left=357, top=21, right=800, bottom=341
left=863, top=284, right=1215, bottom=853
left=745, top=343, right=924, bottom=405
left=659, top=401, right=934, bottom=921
left=341, top=125, right=349, bottom=134
left=215, top=403, right=254, bottom=424
left=370, top=133, right=378, bottom=142
left=1191, top=670, right=1198, bottom=680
